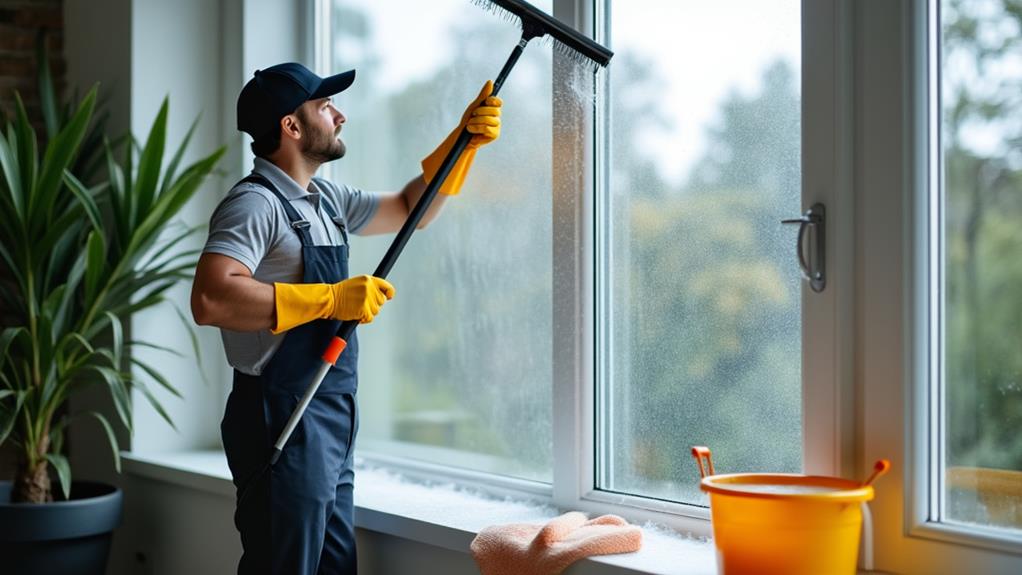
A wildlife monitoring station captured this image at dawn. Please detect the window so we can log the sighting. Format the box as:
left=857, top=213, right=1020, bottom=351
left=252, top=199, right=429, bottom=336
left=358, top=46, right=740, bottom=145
left=598, top=0, right=803, bottom=507
left=860, top=0, right=1022, bottom=571
left=326, top=0, right=845, bottom=520
left=936, top=0, right=1022, bottom=534
left=329, top=0, right=555, bottom=483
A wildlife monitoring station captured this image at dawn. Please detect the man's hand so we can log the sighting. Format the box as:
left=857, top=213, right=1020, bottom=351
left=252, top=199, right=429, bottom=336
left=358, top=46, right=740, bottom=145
left=328, top=275, right=396, bottom=324
left=462, top=81, right=502, bottom=150
left=273, top=275, right=395, bottom=334
left=422, top=80, right=503, bottom=196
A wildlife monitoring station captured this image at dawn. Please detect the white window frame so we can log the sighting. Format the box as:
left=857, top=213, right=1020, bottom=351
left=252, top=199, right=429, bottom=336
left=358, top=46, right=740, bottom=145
left=860, top=0, right=1022, bottom=572
left=315, top=0, right=857, bottom=538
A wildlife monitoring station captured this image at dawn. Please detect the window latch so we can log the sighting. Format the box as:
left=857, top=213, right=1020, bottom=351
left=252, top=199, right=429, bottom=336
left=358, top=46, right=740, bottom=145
left=781, top=203, right=826, bottom=293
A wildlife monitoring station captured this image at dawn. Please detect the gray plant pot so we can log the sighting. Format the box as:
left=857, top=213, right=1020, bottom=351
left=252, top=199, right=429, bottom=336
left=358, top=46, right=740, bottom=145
left=0, top=480, right=123, bottom=575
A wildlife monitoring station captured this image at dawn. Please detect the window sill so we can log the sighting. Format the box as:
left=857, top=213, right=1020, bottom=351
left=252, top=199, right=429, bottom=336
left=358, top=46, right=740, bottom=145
left=121, top=450, right=718, bottom=575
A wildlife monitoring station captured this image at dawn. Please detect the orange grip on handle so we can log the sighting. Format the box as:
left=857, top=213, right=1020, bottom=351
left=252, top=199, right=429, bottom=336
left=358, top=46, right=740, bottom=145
left=322, top=336, right=347, bottom=365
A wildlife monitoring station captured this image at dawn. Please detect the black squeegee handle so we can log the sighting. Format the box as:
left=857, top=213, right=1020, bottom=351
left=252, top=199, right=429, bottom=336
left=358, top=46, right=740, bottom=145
left=331, top=36, right=530, bottom=343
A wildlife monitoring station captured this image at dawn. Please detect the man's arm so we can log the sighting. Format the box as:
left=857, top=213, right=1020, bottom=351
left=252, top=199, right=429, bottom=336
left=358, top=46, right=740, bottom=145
left=191, top=253, right=275, bottom=331
left=357, top=80, right=503, bottom=236
left=191, top=252, right=395, bottom=332
left=356, top=174, right=446, bottom=236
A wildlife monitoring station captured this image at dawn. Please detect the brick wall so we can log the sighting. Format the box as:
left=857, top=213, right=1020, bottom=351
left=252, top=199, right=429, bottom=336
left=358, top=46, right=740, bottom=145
left=0, top=0, right=65, bottom=130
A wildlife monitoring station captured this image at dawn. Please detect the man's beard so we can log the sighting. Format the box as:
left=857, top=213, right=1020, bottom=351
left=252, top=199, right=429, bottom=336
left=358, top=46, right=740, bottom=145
left=298, top=113, right=346, bottom=163
left=301, top=128, right=345, bottom=163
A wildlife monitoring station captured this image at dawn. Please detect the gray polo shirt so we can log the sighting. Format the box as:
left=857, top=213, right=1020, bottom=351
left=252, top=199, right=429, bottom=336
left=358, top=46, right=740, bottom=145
left=202, top=157, right=380, bottom=376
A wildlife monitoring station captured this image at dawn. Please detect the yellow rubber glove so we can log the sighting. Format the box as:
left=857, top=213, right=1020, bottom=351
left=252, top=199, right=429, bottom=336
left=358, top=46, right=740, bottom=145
left=272, top=275, right=396, bottom=334
left=421, top=80, right=503, bottom=196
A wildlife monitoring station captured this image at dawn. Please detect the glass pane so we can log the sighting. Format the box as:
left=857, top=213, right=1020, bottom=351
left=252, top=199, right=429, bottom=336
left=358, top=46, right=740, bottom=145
left=601, top=0, right=802, bottom=505
left=331, top=0, right=554, bottom=482
left=942, top=0, right=1022, bottom=530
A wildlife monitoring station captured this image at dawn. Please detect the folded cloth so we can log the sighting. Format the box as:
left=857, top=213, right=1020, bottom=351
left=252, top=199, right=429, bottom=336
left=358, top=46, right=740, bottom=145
left=470, top=511, right=643, bottom=575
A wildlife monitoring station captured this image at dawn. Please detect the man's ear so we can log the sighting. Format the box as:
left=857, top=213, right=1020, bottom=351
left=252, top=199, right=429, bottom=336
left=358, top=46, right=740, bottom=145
left=281, top=114, right=302, bottom=141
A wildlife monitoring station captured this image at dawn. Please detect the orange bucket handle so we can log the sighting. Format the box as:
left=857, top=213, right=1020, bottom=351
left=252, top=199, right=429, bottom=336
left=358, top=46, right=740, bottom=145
left=862, top=459, right=892, bottom=487
left=691, top=446, right=715, bottom=479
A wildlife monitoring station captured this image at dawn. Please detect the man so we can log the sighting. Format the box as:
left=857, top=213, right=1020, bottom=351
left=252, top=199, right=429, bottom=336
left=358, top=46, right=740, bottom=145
left=190, top=62, right=502, bottom=574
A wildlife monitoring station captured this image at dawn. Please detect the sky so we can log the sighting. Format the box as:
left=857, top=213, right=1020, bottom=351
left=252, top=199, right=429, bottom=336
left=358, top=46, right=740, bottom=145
left=335, top=0, right=801, bottom=186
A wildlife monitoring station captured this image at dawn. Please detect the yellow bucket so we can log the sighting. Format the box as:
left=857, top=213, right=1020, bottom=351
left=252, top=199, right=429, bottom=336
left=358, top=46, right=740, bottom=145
left=692, top=447, right=889, bottom=575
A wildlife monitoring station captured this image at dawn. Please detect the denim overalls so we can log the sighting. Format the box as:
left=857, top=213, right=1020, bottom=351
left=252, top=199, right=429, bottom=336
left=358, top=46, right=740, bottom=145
left=221, top=174, right=360, bottom=574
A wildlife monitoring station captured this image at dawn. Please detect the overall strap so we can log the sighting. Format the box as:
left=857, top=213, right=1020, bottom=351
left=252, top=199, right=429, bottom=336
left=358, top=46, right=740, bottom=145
left=238, top=174, right=314, bottom=246
left=319, top=195, right=349, bottom=247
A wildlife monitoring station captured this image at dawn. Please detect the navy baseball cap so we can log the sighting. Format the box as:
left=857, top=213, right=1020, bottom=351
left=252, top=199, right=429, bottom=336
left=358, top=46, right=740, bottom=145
left=237, top=62, right=355, bottom=139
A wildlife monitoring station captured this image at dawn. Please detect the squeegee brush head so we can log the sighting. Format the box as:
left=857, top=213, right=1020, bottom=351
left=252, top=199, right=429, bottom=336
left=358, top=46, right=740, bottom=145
left=471, top=0, right=613, bottom=71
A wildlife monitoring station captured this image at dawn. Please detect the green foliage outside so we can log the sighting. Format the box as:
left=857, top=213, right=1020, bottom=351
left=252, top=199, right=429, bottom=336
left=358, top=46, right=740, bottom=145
left=941, top=0, right=1021, bottom=528
left=609, top=56, right=801, bottom=502
left=943, top=0, right=1022, bottom=473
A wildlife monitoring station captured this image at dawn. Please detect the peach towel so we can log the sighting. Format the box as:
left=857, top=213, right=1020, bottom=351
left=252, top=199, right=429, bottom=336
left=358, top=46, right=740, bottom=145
left=470, top=512, right=643, bottom=575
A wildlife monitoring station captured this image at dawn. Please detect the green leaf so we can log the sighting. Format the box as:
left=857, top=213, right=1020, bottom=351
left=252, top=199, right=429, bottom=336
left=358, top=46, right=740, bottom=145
left=83, top=365, right=132, bottom=433
left=0, top=327, right=28, bottom=374
left=44, top=453, right=71, bottom=501
left=104, top=139, right=126, bottom=244
left=172, top=303, right=207, bottom=386
left=49, top=418, right=65, bottom=455
left=63, top=333, right=94, bottom=357
left=123, top=135, right=135, bottom=229
left=0, top=123, right=24, bottom=218
left=86, top=411, right=121, bottom=473
left=93, top=348, right=118, bottom=370
left=41, top=214, right=85, bottom=295
left=126, top=340, right=184, bottom=358
left=75, top=109, right=110, bottom=183
left=134, top=98, right=168, bottom=217
left=34, top=87, right=97, bottom=232
left=0, top=390, right=25, bottom=445
left=130, top=357, right=182, bottom=399
left=83, top=230, right=106, bottom=307
left=0, top=241, right=26, bottom=298
left=137, top=223, right=203, bottom=271
left=41, top=284, right=67, bottom=335
left=38, top=201, right=84, bottom=252
left=35, top=30, right=59, bottom=141
left=63, top=171, right=103, bottom=233
left=13, top=93, right=38, bottom=216
left=107, top=284, right=173, bottom=318
left=160, top=113, right=201, bottom=196
left=104, top=312, right=123, bottom=369
left=59, top=253, right=87, bottom=335
left=125, top=146, right=226, bottom=257
left=135, top=382, right=176, bottom=431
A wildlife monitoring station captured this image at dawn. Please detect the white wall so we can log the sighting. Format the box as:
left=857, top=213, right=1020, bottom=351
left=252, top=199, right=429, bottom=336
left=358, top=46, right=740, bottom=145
left=109, top=473, right=240, bottom=575
left=109, top=474, right=482, bottom=575
left=127, top=0, right=234, bottom=455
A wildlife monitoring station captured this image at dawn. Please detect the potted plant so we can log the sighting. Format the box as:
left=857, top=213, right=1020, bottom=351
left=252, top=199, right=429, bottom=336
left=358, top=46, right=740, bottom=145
left=0, top=36, right=226, bottom=573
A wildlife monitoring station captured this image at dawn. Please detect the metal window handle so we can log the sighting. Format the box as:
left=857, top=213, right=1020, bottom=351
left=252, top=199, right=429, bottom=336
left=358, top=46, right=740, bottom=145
left=781, top=203, right=825, bottom=293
